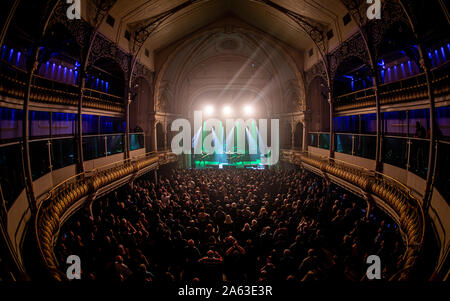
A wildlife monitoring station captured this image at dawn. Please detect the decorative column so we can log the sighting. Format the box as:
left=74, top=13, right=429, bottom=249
left=22, top=55, right=39, bottom=212
left=164, top=121, right=168, bottom=151
left=291, top=120, right=295, bottom=150
left=303, top=111, right=310, bottom=152
left=124, top=82, right=130, bottom=159
left=398, top=1, right=437, bottom=210
left=329, top=90, right=335, bottom=158
left=76, top=69, right=86, bottom=173
left=150, top=118, right=158, bottom=152
left=372, top=67, right=383, bottom=172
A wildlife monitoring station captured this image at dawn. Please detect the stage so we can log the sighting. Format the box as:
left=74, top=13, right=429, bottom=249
left=193, top=152, right=264, bottom=169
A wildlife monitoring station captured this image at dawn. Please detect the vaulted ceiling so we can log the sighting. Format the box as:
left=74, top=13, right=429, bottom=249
left=100, top=0, right=348, bottom=53
left=154, top=24, right=305, bottom=116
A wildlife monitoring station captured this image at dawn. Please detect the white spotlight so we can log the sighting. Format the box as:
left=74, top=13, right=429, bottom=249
left=204, top=105, right=214, bottom=115
left=223, top=105, right=232, bottom=116
left=243, top=105, right=253, bottom=116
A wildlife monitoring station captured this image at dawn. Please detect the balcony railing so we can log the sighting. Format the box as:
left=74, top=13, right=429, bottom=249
left=0, top=63, right=124, bottom=113
left=0, top=133, right=145, bottom=210
left=334, top=133, right=377, bottom=160
left=35, top=150, right=177, bottom=280
left=308, top=132, right=330, bottom=150
left=309, top=132, right=449, bottom=203
left=334, top=62, right=450, bottom=112
left=280, top=149, right=425, bottom=280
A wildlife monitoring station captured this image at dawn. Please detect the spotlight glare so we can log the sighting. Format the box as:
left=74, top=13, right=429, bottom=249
left=223, top=105, right=232, bottom=116
left=243, top=105, right=253, bottom=115
left=204, top=105, right=214, bottom=115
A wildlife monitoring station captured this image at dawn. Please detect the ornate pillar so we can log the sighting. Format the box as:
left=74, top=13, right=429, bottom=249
left=22, top=55, right=39, bottom=212
left=20, top=1, right=60, bottom=213
left=291, top=120, right=295, bottom=150
left=329, top=90, right=335, bottom=158
left=164, top=121, right=168, bottom=151
left=303, top=111, right=311, bottom=152
left=150, top=119, right=157, bottom=152
left=76, top=69, right=86, bottom=173
left=300, top=118, right=306, bottom=152
left=418, top=54, right=436, bottom=210
left=124, top=83, right=130, bottom=159
left=372, top=67, right=383, bottom=172
left=398, top=1, right=437, bottom=210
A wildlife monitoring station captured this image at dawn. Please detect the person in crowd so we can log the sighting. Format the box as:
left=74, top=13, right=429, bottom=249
left=56, top=167, right=404, bottom=282
left=414, top=121, right=426, bottom=138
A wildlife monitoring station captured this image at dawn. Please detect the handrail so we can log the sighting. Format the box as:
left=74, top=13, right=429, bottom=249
left=87, top=150, right=161, bottom=177
left=43, top=150, right=157, bottom=195
left=0, top=72, right=125, bottom=112
left=311, top=132, right=436, bottom=143
left=1, top=62, right=123, bottom=100
left=430, top=59, right=450, bottom=72
left=335, top=86, right=375, bottom=99
left=84, top=87, right=122, bottom=100
left=334, top=132, right=377, bottom=137
left=282, top=149, right=425, bottom=280
left=305, top=149, right=423, bottom=209
left=0, top=133, right=144, bottom=148
left=383, top=135, right=430, bottom=142
left=334, top=61, right=449, bottom=101
left=46, top=173, right=85, bottom=198
left=83, top=133, right=126, bottom=138
left=35, top=150, right=177, bottom=280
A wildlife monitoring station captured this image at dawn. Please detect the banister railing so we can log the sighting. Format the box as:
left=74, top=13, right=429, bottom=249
left=0, top=65, right=125, bottom=113
left=312, top=132, right=443, bottom=180
left=34, top=150, right=177, bottom=280
left=333, top=62, right=449, bottom=112
left=280, top=149, right=425, bottom=281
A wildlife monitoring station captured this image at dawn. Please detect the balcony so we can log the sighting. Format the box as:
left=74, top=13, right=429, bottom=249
left=334, top=63, right=450, bottom=112
left=280, top=149, right=425, bottom=280
left=0, top=133, right=145, bottom=211
left=34, top=150, right=177, bottom=280
left=0, top=63, right=124, bottom=113
left=308, top=132, right=449, bottom=204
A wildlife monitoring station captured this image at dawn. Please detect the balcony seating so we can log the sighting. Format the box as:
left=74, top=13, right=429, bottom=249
left=35, top=152, right=176, bottom=280
left=334, top=68, right=449, bottom=112
left=281, top=150, right=424, bottom=280
left=0, top=73, right=124, bottom=113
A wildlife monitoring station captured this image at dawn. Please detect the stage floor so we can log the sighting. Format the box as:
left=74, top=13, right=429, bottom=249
left=194, top=159, right=262, bottom=169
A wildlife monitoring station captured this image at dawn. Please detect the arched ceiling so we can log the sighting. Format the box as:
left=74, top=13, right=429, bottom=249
left=154, top=22, right=305, bottom=116
left=100, top=0, right=348, bottom=53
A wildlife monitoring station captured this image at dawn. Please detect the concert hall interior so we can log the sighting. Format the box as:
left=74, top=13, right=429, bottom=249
left=0, top=0, right=449, bottom=284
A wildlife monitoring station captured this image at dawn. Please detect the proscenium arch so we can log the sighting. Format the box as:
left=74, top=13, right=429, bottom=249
left=154, top=22, right=305, bottom=116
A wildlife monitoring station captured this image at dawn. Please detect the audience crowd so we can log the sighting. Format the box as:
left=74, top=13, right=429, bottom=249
left=56, top=166, right=404, bottom=282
